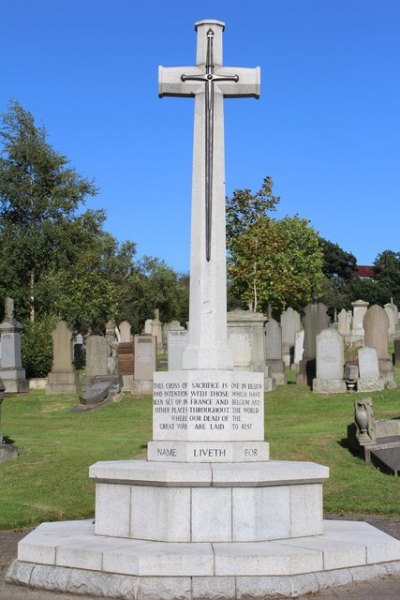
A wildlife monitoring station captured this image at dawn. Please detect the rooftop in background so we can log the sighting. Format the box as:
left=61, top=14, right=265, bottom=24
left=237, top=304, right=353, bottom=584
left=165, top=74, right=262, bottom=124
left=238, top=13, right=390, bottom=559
left=354, top=266, right=375, bottom=279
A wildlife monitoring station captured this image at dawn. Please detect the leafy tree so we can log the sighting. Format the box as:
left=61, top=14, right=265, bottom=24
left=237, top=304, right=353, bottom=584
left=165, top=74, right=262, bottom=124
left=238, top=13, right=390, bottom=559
left=227, top=178, right=323, bottom=313
left=373, top=250, right=400, bottom=305
left=318, top=237, right=356, bottom=280
left=226, top=176, right=279, bottom=244
left=228, top=218, right=323, bottom=314
left=0, top=100, right=97, bottom=321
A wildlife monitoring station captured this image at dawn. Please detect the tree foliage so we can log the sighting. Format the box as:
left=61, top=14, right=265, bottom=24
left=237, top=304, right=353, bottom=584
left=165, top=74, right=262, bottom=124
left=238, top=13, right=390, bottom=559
left=227, top=178, right=323, bottom=312
left=318, top=237, right=356, bottom=280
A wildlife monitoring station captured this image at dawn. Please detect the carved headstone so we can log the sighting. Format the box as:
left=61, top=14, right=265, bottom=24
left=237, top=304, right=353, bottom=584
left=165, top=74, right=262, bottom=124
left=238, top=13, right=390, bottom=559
left=297, top=303, right=329, bottom=386
left=313, top=329, right=346, bottom=393
left=46, top=321, right=78, bottom=394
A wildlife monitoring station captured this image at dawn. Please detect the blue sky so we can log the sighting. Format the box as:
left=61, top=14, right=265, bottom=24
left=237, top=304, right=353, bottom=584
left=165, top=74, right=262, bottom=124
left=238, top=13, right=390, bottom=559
left=1, top=0, right=399, bottom=273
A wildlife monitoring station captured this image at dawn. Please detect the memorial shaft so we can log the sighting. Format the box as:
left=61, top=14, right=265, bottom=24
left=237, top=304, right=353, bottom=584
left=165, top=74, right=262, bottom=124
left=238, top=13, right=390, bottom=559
left=159, top=20, right=260, bottom=370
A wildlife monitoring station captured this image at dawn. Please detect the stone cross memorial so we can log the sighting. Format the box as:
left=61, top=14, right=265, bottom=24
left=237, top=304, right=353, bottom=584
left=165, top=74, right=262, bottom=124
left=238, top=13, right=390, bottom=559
left=150, top=20, right=266, bottom=462
left=8, top=20, right=400, bottom=600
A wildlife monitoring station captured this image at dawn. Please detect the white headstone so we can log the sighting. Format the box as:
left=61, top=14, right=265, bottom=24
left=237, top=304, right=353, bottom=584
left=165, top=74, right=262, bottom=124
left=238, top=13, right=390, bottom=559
left=313, top=329, right=346, bottom=393
left=167, top=330, right=189, bottom=371
left=358, top=346, right=380, bottom=379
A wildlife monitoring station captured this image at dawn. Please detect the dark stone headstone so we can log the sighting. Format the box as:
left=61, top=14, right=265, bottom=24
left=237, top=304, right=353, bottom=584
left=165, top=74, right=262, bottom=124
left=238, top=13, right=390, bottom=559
left=297, top=303, right=329, bottom=386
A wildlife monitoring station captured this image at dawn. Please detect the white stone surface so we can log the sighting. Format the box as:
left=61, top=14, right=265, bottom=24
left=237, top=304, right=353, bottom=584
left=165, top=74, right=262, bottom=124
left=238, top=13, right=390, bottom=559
left=90, top=459, right=329, bottom=487
left=90, top=460, right=328, bottom=542
left=191, top=487, right=232, bottom=542
left=160, top=21, right=259, bottom=371
left=152, top=370, right=264, bottom=444
left=232, top=486, right=290, bottom=541
left=95, top=483, right=130, bottom=537
left=8, top=518, right=400, bottom=598
left=147, top=440, right=270, bottom=462
left=130, top=486, right=191, bottom=542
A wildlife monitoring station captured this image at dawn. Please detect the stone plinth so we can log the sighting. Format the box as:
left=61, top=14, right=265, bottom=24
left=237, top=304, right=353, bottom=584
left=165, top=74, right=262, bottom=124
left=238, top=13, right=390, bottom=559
left=8, top=519, right=400, bottom=599
left=90, top=460, right=328, bottom=543
left=46, top=371, right=79, bottom=394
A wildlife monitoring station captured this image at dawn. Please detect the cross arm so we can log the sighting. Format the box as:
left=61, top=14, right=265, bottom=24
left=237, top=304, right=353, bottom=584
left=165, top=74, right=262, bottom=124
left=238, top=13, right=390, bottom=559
left=159, top=66, right=204, bottom=98
left=216, top=66, right=261, bottom=98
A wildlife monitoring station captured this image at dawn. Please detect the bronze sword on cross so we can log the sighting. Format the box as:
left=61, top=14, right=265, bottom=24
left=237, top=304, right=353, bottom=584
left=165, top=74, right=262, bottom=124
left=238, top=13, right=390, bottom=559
left=180, top=28, right=239, bottom=262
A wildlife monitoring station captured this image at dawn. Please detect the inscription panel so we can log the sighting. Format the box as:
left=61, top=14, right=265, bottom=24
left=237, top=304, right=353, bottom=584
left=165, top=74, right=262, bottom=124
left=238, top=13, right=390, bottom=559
left=153, top=370, right=264, bottom=442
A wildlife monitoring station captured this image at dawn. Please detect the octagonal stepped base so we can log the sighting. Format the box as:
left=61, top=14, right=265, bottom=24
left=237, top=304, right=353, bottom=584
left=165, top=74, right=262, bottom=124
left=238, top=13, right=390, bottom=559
left=89, top=460, right=329, bottom=542
left=7, top=519, right=400, bottom=599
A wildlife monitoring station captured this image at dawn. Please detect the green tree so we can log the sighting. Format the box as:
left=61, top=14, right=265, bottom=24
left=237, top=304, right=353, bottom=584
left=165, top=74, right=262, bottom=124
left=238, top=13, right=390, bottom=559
left=0, top=100, right=97, bottom=321
left=373, top=250, right=400, bottom=305
left=226, top=176, right=279, bottom=244
left=318, top=237, right=356, bottom=280
left=228, top=214, right=323, bottom=312
left=227, top=178, right=323, bottom=312
left=117, top=257, right=189, bottom=333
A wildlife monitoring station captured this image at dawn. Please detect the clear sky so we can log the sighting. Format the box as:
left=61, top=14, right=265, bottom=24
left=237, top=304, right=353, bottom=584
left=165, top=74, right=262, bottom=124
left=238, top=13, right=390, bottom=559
left=1, top=0, right=399, bottom=273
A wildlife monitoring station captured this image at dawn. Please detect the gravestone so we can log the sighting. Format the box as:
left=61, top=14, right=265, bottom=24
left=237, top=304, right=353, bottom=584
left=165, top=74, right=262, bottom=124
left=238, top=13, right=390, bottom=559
left=105, top=320, right=118, bottom=375
left=357, top=346, right=384, bottom=392
left=84, top=335, right=108, bottom=384
left=119, top=320, right=132, bottom=343
left=364, top=304, right=396, bottom=389
left=384, top=300, right=399, bottom=339
left=46, top=320, right=79, bottom=394
left=313, top=328, right=346, bottom=393
left=265, top=316, right=286, bottom=385
left=0, top=297, right=28, bottom=393
left=167, top=329, right=188, bottom=371
left=0, top=377, right=18, bottom=463
left=81, top=333, right=122, bottom=402
left=350, top=299, right=369, bottom=342
left=280, top=307, right=301, bottom=366
left=151, top=309, right=164, bottom=352
left=132, top=335, right=156, bottom=395
left=9, top=19, right=400, bottom=600
left=297, top=302, right=330, bottom=386
left=227, top=309, right=274, bottom=391
left=293, top=329, right=305, bottom=368
left=143, top=319, right=153, bottom=335
left=73, top=333, right=85, bottom=369
left=337, top=308, right=351, bottom=337
left=117, top=340, right=135, bottom=392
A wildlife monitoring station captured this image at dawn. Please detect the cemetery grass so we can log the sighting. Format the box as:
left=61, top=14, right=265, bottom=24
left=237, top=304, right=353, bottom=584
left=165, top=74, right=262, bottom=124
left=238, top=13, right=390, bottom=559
left=1, top=376, right=400, bottom=530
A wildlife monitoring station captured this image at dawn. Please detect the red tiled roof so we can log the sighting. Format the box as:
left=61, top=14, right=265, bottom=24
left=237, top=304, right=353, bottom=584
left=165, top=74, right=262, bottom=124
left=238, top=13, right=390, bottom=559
left=354, top=265, right=375, bottom=278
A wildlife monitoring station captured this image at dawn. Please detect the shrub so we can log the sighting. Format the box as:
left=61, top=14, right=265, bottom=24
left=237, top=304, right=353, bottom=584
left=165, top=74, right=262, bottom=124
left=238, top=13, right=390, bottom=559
left=21, top=316, right=57, bottom=378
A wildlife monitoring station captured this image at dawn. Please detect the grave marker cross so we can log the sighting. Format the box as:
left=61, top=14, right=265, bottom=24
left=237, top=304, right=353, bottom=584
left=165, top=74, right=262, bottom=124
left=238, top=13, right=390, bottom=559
left=159, top=20, right=260, bottom=370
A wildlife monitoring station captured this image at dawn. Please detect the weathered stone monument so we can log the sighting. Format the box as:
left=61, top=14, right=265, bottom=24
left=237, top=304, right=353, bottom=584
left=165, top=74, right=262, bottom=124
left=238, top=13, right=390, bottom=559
left=363, top=304, right=396, bottom=389
left=227, top=308, right=274, bottom=390
left=280, top=306, right=301, bottom=366
left=151, top=308, right=164, bottom=352
left=8, top=20, right=400, bottom=599
left=0, top=377, right=18, bottom=463
left=265, top=315, right=286, bottom=385
left=132, top=334, right=156, bottom=395
left=46, top=320, right=79, bottom=394
left=297, top=302, right=330, bottom=385
left=167, top=327, right=189, bottom=371
left=0, top=298, right=28, bottom=393
left=313, top=328, right=346, bottom=393
left=357, top=346, right=384, bottom=392
left=350, top=298, right=369, bottom=342
left=337, top=307, right=351, bottom=338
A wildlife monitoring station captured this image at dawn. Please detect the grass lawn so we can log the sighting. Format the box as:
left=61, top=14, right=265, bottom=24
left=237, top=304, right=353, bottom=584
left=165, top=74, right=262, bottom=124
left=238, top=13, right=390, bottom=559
left=1, top=372, right=400, bottom=529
